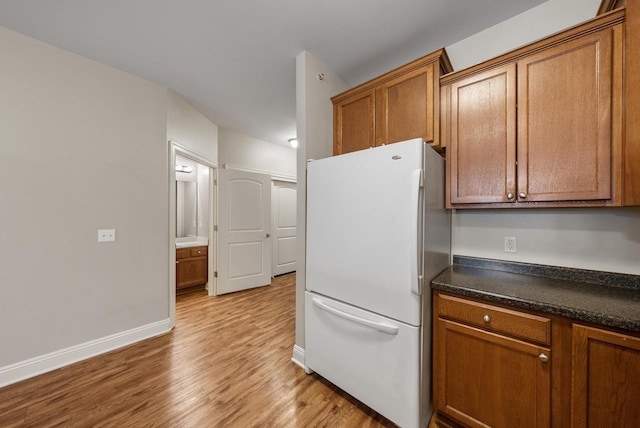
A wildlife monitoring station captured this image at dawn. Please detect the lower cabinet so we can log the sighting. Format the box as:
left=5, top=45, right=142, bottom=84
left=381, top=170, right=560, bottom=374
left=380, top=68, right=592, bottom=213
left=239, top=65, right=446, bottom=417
left=433, top=292, right=640, bottom=427
left=176, top=246, right=208, bottom=290
left=571, top=324, right=640, bottom=427
left=433, top=293, right=552, bottom=428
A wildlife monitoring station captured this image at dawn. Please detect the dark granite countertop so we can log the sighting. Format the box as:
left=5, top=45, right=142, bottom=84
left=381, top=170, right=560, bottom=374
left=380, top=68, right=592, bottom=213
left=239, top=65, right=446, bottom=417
left=432, top=256, right=640, bottom=333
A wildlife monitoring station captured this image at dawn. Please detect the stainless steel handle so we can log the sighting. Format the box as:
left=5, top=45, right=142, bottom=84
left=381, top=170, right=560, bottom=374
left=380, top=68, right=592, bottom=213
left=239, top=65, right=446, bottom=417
left=519, top=192, right=527, bottom=199
left=539, top=353, right=549, bottom=363
left=483, top=315, right=491, bottom=323
left=507, top=193, right=515, bottom=200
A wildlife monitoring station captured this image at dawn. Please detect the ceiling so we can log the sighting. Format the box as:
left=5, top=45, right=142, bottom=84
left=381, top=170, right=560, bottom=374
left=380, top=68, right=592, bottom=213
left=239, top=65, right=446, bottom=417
left=0, top=0, right=547, bottom=146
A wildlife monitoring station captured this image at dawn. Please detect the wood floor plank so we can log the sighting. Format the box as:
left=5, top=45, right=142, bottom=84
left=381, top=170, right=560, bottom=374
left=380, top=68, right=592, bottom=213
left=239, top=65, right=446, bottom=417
left=0, top=273, right=398, bottom=427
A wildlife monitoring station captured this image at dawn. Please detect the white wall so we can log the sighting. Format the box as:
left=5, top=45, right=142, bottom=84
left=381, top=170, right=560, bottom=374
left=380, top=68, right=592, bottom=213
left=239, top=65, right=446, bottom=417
left=167, top=90, right=218, bottom=163
left=294, top=51, right=349, bottom=351
left=218, top=128, right=296, bottom=181
left=0, top=25, right=170, bottom=380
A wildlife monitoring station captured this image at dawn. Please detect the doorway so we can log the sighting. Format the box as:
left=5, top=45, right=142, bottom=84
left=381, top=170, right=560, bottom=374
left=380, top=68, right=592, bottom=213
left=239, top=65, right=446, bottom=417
left=169, top=141, right=217, bottom=327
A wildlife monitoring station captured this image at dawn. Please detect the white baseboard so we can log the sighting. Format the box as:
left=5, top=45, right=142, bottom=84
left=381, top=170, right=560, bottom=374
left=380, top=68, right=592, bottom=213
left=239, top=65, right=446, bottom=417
left=291, top=344, right=313, bottom=374
left=0, top=318, right=172, bottom=388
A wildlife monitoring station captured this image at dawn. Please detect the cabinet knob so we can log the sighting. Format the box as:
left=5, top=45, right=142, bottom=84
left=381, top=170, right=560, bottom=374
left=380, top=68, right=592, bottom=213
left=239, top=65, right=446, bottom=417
left=539, top=353, right=549, bottom=363
left=519, top=192, right=527, bottom=199
left=507, top=193, right=515, bottom=200
left=483, top=315, right=491, bottom=323
left=265, top=233, right=271, bottom=238
left=176, top=261, right=179, bottom=264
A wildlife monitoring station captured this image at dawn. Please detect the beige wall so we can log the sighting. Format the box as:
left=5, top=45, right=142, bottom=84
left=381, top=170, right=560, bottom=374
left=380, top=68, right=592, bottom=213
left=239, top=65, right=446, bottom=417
left=167, top=90, right=218, bottom=162
left=218, top=128, right=296, bottom=180
left=0, top=26, right=170, bottom=380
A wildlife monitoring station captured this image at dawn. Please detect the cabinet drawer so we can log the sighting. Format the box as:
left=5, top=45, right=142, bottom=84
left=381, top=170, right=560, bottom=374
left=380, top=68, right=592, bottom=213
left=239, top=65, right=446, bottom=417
left=190, top=246, right=207, bottom=257
left=176, top=248, right=190, bottom=260
left=437, top=294, right=550, bottom=345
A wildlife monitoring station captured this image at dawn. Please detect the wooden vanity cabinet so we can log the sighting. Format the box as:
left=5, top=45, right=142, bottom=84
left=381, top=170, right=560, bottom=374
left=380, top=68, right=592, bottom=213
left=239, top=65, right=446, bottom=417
left=332, top=49, right=452, bottom=155
left=571, top=324, right=640, bottom=427
left=443, top=11, right=624, bottom=208
left=176, top=245, right=208, bottom=290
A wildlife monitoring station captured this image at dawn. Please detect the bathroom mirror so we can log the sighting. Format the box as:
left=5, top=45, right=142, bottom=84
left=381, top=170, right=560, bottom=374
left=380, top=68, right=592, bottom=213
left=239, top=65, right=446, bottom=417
left=176, top=181, right=197, bottom=238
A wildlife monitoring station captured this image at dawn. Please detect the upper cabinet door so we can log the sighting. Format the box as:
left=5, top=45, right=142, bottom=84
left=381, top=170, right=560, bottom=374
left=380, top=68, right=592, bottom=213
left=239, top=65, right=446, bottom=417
left=448, top=64, right=517, bottom=205
left=517, top=29, right=613, bottom=203
left=332, top=49, right=451, bottom=156
left=378, top=62, right=436, bottom=146
left=333, top=89, right=375, bottom=155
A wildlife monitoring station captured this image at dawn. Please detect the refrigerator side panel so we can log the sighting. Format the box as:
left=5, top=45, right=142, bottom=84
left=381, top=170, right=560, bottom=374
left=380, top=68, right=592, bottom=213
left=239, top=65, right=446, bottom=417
left=306, top=139, right=425, bottom=326
left=421, top=145, right=452, bottom=422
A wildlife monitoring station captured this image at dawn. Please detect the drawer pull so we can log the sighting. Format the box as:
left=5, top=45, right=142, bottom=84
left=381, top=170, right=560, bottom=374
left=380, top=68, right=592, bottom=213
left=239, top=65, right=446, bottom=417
left=483, top=315, right=491, bottom=323
left=539, top=353, right=549, bottom=363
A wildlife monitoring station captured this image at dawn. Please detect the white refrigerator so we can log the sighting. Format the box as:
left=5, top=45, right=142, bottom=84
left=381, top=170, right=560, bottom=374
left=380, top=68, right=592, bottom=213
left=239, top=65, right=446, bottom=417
left=305, top=138, right=450, bottom=428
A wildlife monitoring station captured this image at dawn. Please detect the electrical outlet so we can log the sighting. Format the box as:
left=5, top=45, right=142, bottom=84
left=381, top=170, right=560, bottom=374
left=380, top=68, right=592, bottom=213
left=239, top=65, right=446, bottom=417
left=98, top=229, right=116, bottom=242
left=504, top=236, right=517, bottom=253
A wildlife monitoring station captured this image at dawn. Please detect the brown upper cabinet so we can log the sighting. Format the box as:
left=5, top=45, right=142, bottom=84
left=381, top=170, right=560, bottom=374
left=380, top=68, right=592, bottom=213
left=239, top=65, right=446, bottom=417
left=443, top=10, right=627, bottom=208
left=332, top=49, right=452, bottom=155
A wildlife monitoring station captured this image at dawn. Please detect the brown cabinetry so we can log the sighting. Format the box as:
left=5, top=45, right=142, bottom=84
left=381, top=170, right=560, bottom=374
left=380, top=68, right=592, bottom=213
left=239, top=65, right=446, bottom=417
left=176, top=245, right=208, bottom=291
left=434, top=292, right=640, bottom=428
left=571, top=324, right=640, bottom=427
left=332, top=49, right=452, bottom=155
left=434, top=293, right=553, bottom=427
left=443, top=12, right=625, bottom=208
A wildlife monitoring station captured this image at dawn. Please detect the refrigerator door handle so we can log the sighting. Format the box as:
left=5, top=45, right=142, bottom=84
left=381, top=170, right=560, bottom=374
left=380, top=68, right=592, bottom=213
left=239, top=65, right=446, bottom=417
left=410, top=169, right=423, bottom=296
left=312, top=297, right=400, bottom=335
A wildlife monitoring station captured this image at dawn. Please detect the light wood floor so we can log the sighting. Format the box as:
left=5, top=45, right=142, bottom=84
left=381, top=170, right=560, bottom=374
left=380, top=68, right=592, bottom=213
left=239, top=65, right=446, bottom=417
left=0, top=273, right=398, bottom=427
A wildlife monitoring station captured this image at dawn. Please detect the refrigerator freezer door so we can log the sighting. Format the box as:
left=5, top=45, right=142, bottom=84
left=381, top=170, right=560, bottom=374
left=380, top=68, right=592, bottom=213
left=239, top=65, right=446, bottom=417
left=306, top=138, right=425, bottom=326
left=305, top=292, right=421, bottom=428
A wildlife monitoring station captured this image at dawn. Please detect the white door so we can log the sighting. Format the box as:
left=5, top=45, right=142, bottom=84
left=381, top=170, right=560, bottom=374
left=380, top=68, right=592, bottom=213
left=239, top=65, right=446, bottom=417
left=271, top=181, right=297, bottom=276
left=217, top=169, right=271, bottom=294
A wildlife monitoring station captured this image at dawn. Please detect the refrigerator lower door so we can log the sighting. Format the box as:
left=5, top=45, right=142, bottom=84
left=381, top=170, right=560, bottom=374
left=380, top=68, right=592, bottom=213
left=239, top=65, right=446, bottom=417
left=305, top=292, right=421, bottom=428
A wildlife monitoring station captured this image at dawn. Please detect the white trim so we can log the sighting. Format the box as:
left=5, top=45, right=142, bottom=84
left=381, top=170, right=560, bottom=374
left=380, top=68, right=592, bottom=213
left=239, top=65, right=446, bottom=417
left=222, top=162, right=296, bottom=183
left=0, top=319, right=172, bottom=388
left=291, top=345, right=312, bottom=374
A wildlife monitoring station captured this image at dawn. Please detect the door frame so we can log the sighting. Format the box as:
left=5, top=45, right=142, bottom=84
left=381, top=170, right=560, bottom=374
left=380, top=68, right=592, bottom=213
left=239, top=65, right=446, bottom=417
left=169, top=140, right=218, bottom=327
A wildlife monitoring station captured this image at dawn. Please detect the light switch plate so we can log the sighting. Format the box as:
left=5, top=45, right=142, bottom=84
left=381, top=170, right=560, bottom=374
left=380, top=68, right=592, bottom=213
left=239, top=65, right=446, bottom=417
left=98, top=229, right=116, bottom=242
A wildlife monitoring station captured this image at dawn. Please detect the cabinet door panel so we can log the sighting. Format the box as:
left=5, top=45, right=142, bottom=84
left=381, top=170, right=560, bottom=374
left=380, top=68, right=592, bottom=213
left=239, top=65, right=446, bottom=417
left=176, top=257, right=208, bottom=289
left=517, top=30, right=612, bottom=202
left=449, top=64, right=517, bottom=204
left=334, top=90, right=375, bottom=155
left=381, top=63, right=435, bottom=145
left=435, top=319, right=551, bottom=428
left=572, top=325, right=640, bottom=428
